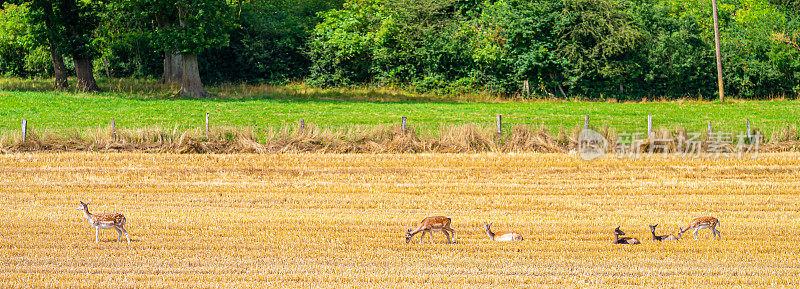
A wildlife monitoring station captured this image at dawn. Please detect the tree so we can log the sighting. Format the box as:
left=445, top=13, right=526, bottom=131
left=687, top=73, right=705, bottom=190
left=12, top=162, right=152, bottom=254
left=160, top=0, right=232, bottom=97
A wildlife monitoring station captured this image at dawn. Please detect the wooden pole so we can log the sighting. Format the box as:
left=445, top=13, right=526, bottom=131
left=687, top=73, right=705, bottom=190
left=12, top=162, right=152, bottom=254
left=299, top=119, right=305, bottom=134
left=746, top=119, right=752, bottom=142
left=205, top=113, right=209, bottom=139
left=647, top=115, right=653, bottom=136
left=496, top=114, right=502, bottom=136
left=21, top=119, right=27, bottom=142
left=584, top=115, right=589, bottom=131
left=707, top=121, right=712, bottom=136
left=401, top=116, right=407, bottom=135
left=711, top=0, right=725, bottom=103
left=111, top=118, right=116, bottom=139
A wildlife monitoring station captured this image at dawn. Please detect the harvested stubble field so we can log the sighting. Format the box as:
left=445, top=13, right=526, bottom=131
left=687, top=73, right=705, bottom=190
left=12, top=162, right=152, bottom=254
left=1, top=152, right=799, bottom=287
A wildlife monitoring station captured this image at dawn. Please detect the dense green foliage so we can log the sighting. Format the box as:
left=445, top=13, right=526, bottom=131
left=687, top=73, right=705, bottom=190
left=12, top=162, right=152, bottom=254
left=0, top=0, right=797, bottom=98
left=309, top=0, right=799, bottom=98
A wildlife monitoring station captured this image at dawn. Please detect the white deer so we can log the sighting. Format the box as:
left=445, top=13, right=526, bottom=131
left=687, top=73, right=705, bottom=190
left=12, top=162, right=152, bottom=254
left=76, top=201, right=130, bottom=243
left=405, top=216, right=455, bottom=244
left=678, top=216, right=721, bottom=240
left=484, top=221, right=523, bottom=241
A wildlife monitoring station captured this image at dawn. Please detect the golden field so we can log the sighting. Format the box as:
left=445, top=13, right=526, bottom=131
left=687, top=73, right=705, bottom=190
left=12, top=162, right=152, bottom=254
left=1, top=152, right=799, bottom=288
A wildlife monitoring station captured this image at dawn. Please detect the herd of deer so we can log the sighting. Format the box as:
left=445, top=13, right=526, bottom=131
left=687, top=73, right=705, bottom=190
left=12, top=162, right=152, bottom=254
left=406, top=215, right=721, bottom=244
left=75, top=201, right=720, bottom=245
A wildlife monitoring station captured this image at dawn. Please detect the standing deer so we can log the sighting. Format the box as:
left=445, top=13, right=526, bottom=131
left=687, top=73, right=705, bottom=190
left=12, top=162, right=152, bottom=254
left=648, top=224, right=679, bottom=241
left=678, top=216, right=720, bottom=240
left=613, top=227, right=641, bottom=244
left=405, top=216, right=455, bottom=244
left=483, top=222, right=523, bottom=241
left=76, top=201, right=130, bottom=243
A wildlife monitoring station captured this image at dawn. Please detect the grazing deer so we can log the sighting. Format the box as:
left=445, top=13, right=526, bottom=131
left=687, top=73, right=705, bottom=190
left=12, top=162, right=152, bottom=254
left=678, top=216, right=720, bottom=240
left=405, top=216, right=455, bottom=244
left=613, top=227, right=641, bottom=244
left=648, top=224, right=679, bottom=241
left=76, top=201, right=130, bottom=243
left=484, top=222, right=523, bottom=242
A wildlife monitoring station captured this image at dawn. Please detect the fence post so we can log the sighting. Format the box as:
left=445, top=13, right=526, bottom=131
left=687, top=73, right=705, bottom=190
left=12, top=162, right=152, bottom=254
left=401, top=116, right=407, bottom=135
left=21, top=119, right=27, bottom=142
left=746, top=119, right=752, bottom=142
left=299, top=119, right=305, bottom=134
left=496, top=114, right=502, bottom=136
left=111, top=118, right=116, bottom=139
left=205, top=113, right=209, bottom=139
left=584, top=115, right=589, bottom=131
left=707, top=121, right=712, bottom=136
left=647, top=115, right=653, bottom=137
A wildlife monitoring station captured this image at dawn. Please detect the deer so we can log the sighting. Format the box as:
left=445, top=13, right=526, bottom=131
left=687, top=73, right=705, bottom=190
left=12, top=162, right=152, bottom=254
left=76, top=201, right=130, bottom=243
left=648, top=224, right=679, bottom=241
left=613, top=227, right=641, bottom=244
left=483, top=222, right=523, bottom=242
left=678, top=216, right=720, bottom=240
left=405, top=216, right=455, bottom=244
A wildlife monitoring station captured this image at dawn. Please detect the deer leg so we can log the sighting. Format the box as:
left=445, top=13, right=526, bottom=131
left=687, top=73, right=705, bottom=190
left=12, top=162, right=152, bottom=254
left=713, top=228, right=721, bottom=240
left=122, top=227, right=130, bottom=243
left=429, top=231, right=434, bottom=244
left=95, top=227, right=100, bottom=243
left=693, top=228, right=699, bottom=240
left=443, top=230, right=452, bottom=244
left=419, top=231, right=426, bottom=242
left=115, top=228, right=122, bottom=242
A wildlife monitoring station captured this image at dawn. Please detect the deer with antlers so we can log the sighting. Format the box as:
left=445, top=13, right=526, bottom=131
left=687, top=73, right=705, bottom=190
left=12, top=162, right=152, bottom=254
left=76, top=201, right=130, bottom=243
left=405, top=216, right=455, bottom=244
left=648, top=224, right=679, bottom=241
left=484, top=221, right=523, bottom=242
left=678, top=216, right=720, bottom=240
left=613, top=227, right=641, bottom=244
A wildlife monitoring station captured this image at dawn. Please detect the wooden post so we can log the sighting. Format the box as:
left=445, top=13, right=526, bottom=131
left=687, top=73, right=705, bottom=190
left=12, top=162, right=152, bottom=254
left=401, top=116, right=407, bottom=135
left=111, top=118, right=116, bottom=139
left=496, top=114, right=502, bottom=136
left=647, top=115, right=653, bottom=136
left=299, top=119, right=305, bottom=134
left=711, top=0, right=725, bottom=103
left=21, top=119, right=27, bottom=142
left=707, top=121, right=712, bottom=136
left=584, top=115, right=589, bottom=131
left=746, top=119, right=752, bottom=142
left=205, top=113, right=209, bottom=139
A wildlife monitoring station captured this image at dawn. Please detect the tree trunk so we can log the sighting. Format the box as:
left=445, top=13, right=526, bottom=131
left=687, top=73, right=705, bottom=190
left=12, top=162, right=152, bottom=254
left=162, top=53, right=183, bottom=83
left=73, top=57, right=100, bottom=92
left=49, top=43, right=69, bottom=90
left=180, top=54, right=211, bottom=98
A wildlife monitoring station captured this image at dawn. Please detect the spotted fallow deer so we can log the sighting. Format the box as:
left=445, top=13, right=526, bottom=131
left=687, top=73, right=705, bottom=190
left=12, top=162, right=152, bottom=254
left=484, top=222, right=523, bottom=241
left=613, top=227, right=641, bottom=244
left=76, top=201, right=130, bottom=243
left=678, top=216, right=720, bottom=240
left=405, top=216, right=455, bottom=244
left=648, top=224, right=679, bottom=241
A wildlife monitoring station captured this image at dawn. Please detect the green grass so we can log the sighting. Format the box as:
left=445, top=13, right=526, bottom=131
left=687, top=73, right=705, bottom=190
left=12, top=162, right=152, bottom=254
left=1, top=78, right=799, bottom=138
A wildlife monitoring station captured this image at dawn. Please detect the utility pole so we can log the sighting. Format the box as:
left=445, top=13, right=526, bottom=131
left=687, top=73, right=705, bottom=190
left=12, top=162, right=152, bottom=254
left=711, top=0, right=725, bottom=103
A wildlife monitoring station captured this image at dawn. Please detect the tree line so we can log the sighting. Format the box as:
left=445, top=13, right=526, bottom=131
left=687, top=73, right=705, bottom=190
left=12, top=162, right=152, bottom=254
left=0, top=0, right=798, bottom=99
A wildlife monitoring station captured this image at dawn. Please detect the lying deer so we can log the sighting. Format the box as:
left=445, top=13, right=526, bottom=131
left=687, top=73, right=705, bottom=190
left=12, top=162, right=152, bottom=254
left=678, top=216, right=721, bottom=240
left=405, top=216, right=455, bottom=244
left=613, top=226, right=640, bottom=244
left=77, top=201, right=130, bottom=243
left=484, top=222, right=523, bottom=241
left=648, top=224, right=679, bottom=241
